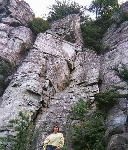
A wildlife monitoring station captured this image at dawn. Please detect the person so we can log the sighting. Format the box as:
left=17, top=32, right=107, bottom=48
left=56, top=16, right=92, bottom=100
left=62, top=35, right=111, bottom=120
left=43, top=125, right=64, bottom=150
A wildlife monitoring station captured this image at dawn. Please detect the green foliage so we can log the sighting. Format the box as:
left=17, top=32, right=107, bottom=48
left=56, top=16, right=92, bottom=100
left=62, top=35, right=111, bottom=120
left=113, top=12, right=128, bottom=27
left=62, top=144, right=67, bottom=150
left=69, top=99, right=106, bottom=150
left=28, top=18, right=50, bottom=35
left=0, top=60, right=11, bottom=77
left=80, top=0, right=119, bottom=54
left=81, top=14, right=112, bottom=54
left=94, top=90, right=119, bottom=114
left=0, top=59, right=12, bottom=95
left=114, top=65, right=128, bottom=83
left=47, top=0, right=83, bottom=22
left=0, top=112, right=37, bottom=150
left=89, top=0, right=119, bottom=18
left=0, top=137, right=5, bottom=150
left=9, top=112, right=36, bottom=150
left=81, top=20, right=103, bottom=54
left=120, top=13, right=128, bottom=24
left=71, top=99, right=89, bottom=121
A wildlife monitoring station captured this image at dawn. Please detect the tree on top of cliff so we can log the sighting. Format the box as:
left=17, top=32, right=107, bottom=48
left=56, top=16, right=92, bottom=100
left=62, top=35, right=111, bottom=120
left=47, top=0, right=84, bottom=22
left=89, top=0, right=119, bottom=18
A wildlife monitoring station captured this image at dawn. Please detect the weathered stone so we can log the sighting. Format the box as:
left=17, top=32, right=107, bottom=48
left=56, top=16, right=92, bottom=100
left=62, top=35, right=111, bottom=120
left=107, top=133, right=128, bottom=150
left=0, top=23, right=33, bottom=96
left=72, top=49, right=100, bottom=85
left=0, top=25, right=33, bottom=66
left=34, top=48, right=100, bottom=149
left=8, top=0, right=34, bottom=26
left=0, top=0, right=34, bottom=26
left=0, top=30, right=80, bottom=140
left=50, top=14, right=83, bottom=49
left=101, top=21, right=128, bottom=90
left=101, top=5, right=128, bottom=149
left=46, top=56, right=70, bottom=92
left=35, top=84, right=99, bottom=149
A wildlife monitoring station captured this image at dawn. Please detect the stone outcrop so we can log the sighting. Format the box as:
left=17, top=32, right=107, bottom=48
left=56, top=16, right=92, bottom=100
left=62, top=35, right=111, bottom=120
left=101, top=3, right=128, bottom=149
left=35, top=50, right=100, bottom=149
left=49, top=14, right=83, bottom=48
left=0, top=13, right=100, bottom=150
left=0, top=1, right=128, bottom=150
left=0, top=0, right=34, bottom=26
left=0, top=23, right=33, bottom=96
left=0, top=0, right=34, bottom=96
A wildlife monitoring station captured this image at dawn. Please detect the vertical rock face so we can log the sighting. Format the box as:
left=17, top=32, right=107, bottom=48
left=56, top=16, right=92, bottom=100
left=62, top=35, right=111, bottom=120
left=0, top=24, right=33, bottom=96
left=101, top=3, right=128, bottom=149
left=1, top=1, right=128, bottom=149
left=0, top=0, right=34, bottom=96
left=0, top=14, right=100, bottom=150
left=35, top=49, right=100, bottom=149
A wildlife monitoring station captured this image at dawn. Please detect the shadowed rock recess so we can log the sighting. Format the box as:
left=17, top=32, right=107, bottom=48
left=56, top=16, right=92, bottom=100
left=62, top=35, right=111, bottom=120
left=0, top=0, right=128, bottom=150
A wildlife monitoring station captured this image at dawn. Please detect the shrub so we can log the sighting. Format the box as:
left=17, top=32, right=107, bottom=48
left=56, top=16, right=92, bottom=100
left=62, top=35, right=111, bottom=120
left=0, top=59, right=12, bottom=95
left=28, top=18, right=50, bottom=35
left=0, top=60, right=11, bottom=76
left=114, top=65, right=128, bottom=83
left=115, top=12, right=128, bottom=26
left=0, top=137, right=5, bottom=150
left=47, top=0, right=83, bottom=22
left=0, top=112, right=38, bottom=150
left=94, top=90, right=119, bottom=114
left=81, top=20, right=103, bottom=54
left=70, top=99, right=89, bottom=121
left=69, top=99, right=106, bottom=150
left=81, top=14, right=112, bottom=54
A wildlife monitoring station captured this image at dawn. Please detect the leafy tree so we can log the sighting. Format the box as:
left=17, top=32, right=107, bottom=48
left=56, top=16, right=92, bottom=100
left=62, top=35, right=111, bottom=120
left=47, top=0, right=83, bottom=22
left=89, top=0, right=119, bottom=18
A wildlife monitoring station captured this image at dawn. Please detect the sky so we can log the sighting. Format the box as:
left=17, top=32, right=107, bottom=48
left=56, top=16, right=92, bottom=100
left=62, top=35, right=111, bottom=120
left=24, top=0, right=127, bottom=18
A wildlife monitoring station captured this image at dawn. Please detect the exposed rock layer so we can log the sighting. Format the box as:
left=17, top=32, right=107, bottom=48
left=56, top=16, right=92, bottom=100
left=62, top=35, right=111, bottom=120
left=0, top=1, right=128, bottom=150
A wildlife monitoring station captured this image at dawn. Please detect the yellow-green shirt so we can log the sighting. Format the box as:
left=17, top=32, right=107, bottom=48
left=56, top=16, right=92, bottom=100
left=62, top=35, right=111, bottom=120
left=43, top=132, right=64, bottom=150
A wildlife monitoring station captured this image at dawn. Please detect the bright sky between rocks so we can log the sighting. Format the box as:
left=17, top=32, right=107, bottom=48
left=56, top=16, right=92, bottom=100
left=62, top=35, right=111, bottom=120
left=24, top=0, right=127, bottom=18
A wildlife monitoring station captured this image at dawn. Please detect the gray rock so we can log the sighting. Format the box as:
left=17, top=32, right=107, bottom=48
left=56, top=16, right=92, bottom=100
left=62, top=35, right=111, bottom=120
left=107, top=133, right=128, bottom=150
left=101, top=6, right=128, bottom=149
left=72, top=49, right=100, bottom=85
left=0, top=0, right=34, bottom=26
left=0, top=24, right=33, bottom=66
left=0, top=23, right=33, bottom=96
left=50, top=14, right=83, bottom=49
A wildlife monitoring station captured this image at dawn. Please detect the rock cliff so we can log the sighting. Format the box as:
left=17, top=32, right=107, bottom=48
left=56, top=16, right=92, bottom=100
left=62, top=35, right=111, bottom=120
left=0, top=0, right=128, bottom=150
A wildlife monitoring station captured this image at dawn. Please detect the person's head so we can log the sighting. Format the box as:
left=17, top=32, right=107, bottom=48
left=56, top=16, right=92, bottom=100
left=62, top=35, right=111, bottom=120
left=52, top=125, right=59, bottom=133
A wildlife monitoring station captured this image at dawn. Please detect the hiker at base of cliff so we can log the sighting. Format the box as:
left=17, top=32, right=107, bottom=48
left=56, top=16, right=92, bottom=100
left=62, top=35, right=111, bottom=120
left=43, top=125, right=64, bottom=150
